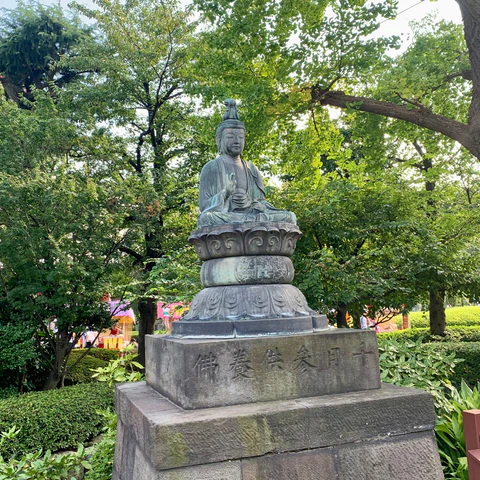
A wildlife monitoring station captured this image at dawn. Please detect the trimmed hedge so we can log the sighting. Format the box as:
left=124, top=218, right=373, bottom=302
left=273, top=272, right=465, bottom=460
left=65, top=355, right=107, bottom=385
left=65, top=349, right=119, bottom=385
left=435, top=342, right=480, bottom=387
left=395, top=306, right=480, bottom=329
left=0, top=382, right=114, bottom=457
left=379, top=326, right=480, bottom=343
left=76, top=349, right=119, bottom=362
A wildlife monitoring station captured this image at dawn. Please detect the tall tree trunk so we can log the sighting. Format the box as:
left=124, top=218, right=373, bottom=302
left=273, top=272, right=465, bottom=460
left=137, top=297, right=157, bottom=367
left=42, top=329, right=69, bottom=390
left=336, top=304, right=349, bottom=328
left=457, top=0, right=480, bottom=155
left=429, top=288, right=446, bottom=336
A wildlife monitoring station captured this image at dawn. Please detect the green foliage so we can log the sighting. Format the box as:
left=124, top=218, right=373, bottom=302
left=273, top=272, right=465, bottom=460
left=0, top=387, right=18, bottom=400
left=377, top=337, right=459, bottom=409
left=84, top=411, right=117, bottom=480
left=0, top=383, right=114, bottom=457
left=0, top=322, right=39, bottom=393
left=74, top=349, right=119, bottom=362
left=65, top=349, right=122, bottom=385
left=395, top=307, right=480, bottom=328
left=0, top=161, right=138, bottom=388
left=436, top=342, right=480, bottom=387
left=0, top=1, right=93, bottom=105
left=64, top=354, right=109, bottom=385
left=435, top=381, right=480, bottom=480
left=91, top=346, right=144, bottom=387
left=379, top=325, right=480, bottom=343
left=0, top=426, right=90, bottom=480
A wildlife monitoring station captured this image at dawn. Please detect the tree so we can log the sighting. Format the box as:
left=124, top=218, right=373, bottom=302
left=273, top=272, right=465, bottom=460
left=69, top=0, right=202, bottom=365
left=271, top=122, right=419, bottom=327
left=0, top=71, right=145, bottom=389
left=307, top=0, right=480, bottom=159
left=336, top=17, right=480, bottom=334
left=0, top=1, right=93, bottom=106
left=193, top=0, right=480, bottom=334
left=0, top=166, right=137, bottom=389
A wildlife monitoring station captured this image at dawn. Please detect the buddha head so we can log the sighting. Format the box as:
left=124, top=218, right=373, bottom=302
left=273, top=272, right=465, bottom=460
left=216, top=99, right=246, bottom=156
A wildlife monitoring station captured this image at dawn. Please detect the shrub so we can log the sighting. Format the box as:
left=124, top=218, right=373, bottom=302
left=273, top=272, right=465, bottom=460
left=436, top=380, right=480, bottom=480
left=0, top=387, right=18, bottom=400
left=80, top=349, right=119, bottom=362
left=0, top=383, right=114, bottom=457
left=64, top=355, right=108, bottom=385
left=91, top=345, right=144, bottom=387
left=64, top=350, right=120, bottom=385
left=0, top=426, right=91, bottom=480
left=395, top=306, right=480, bottom=329
left=435, top=342, right=480, bottom=387
left=84, top=411, right=117, bottom=480
left=380, top=326, right=480, bottom=343
left=377, top=337, right=459, bottom=409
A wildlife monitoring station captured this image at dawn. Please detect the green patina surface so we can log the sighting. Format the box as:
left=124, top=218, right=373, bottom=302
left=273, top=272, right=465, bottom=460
left=238, top=415, right=273, bottom=456
left=165, top=430, right=188, bottom=468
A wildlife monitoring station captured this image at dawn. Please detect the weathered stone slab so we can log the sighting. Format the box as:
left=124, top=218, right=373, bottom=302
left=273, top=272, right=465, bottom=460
left=239, top=431, right=443, bottom=480
left=241, top=448, right=337, bottom=480
left=115, top=381, right=436, bottom=471
left=334, top=430, right=443, bottom=479
left=146, top=330, right=380, bottom=409
left=112, top=432, right=242, bottom=480
left=114, top=431, right=442, bottom=480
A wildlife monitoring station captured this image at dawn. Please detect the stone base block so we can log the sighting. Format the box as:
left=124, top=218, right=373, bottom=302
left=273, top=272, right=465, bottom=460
left=113, top=382, right=443, bottom=480
left=146, top=329, right=380, bottom=409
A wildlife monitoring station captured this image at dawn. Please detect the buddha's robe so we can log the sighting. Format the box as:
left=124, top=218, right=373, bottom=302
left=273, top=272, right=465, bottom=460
left=197, top=155, right=296, bottom=228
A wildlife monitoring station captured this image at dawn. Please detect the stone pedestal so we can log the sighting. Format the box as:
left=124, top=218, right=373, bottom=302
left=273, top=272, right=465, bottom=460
left=114, top=223, right=443, bottom=479
left=146, top=330, right=380, bottom=409
left=113, top=382, right=443, bottom=480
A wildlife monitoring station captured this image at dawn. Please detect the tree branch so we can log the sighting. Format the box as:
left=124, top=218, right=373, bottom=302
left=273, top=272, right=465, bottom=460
left=119, top=246, right=144, bottom=263
left=311, top=87, right=476, bottom=157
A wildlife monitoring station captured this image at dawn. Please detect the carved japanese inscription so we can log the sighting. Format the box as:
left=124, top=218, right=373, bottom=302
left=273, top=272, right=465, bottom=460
left=353, top=342, right=375, bottom=366
left=230, top=348, right=254, bottom=379
left=193, top=352, right=219, bottom=383
left=234, top=256, right=290, bottom=284
left=293, top=345, right=317, bottom=374
left=328, top=347, right=341, bottom=368
left=263, top=348, right=284, bottom=371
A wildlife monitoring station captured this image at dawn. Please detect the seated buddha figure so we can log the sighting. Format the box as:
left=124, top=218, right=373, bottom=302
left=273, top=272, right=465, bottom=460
left=197, top=99, right=297, bottom=229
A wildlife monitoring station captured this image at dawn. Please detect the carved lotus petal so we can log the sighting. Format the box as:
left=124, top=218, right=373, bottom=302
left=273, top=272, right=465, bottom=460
left=188, top=222, right=302, bottom=260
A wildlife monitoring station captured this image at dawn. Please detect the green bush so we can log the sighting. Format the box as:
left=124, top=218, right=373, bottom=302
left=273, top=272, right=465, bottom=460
left=0, top=387, right=18, bottom=400
left=435, top=342, right=480, bottom=387
left=380, top=326, right=480, bottom=343
left=64, top=355, right=108, bottom=385
left=79, top=349, right=119, bottom=362
left=436, top=381, right=480, bottom=480
left=64, top=350, right=120, bottom=385
left=377, top=337, right=459, bottom=409
left=0, top=425, right=91, bottom=480
left=84, top=411, right=117, bottom=480
left=0, top=383, right=114, bottom=458
left=395, top=306, right=480, bottom=328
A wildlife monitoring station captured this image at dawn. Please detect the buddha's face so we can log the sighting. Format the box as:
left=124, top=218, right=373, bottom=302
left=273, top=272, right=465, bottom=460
left=221, top=128, right=245, bottom=156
